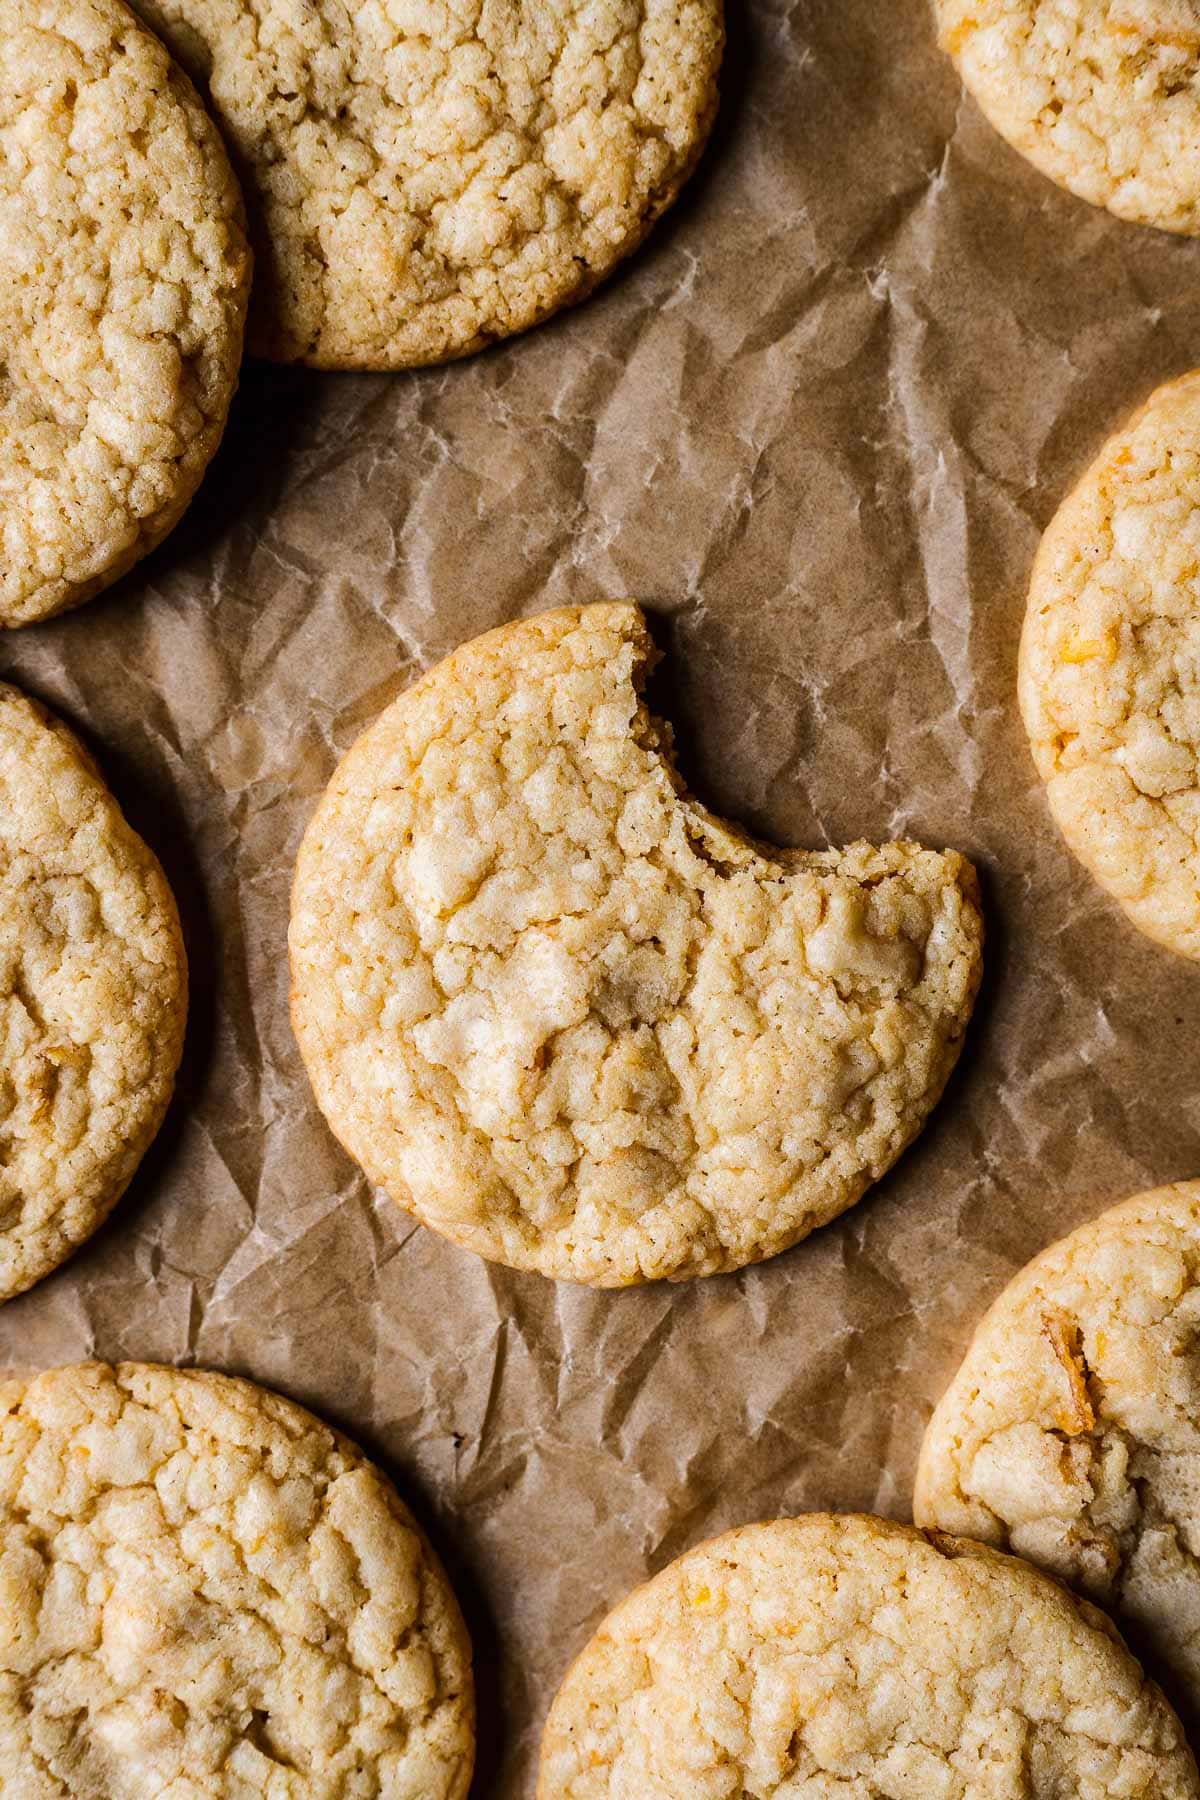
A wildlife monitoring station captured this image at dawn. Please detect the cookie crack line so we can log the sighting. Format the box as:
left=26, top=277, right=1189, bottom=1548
left=0, top=0, right=251, bottom=627
left=1019, top=368, right=1200, bottom=961
left=129, top=0, right=723, bottom=367
left=536, top=1514, right=1199, bottom=1798
left=938, top=0, right=1200, bottom=235
left=0, top=682, right=187, bottom=1301
left=916, top=1180, right=1200, bottom=1735
left=0, top=1363, right=476, bottom=1800
left=289, top=601, right=984, bottom=1287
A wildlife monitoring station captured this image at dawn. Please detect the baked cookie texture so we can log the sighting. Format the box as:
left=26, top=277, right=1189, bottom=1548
left=0, top=685, right=187, bottom=1300
left=937, top=0, right=1200, bottom=233
left=130, top=0, right=724, bottom=368
left=537, top=1512, right=1199, bottom=1798
left=916, top=1181, right=1200, bottom=1733
left=0, top=0, right=250, bottom=629
left=0, top=1362, right=475, bottom=1797
left=290, top=603, right=984, bottom=1287
left=1019, top=370, right=1200, bottom=959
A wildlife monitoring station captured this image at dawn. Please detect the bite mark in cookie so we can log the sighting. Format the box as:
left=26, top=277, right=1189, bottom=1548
left=290, top=602, right=983, bottom=1286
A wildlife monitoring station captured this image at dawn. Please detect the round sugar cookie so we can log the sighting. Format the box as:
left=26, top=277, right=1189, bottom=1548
left=937, top=0, right=1200, bottom=233
left=129, top=0, right=724, bottom=368
left=537, top=1513, right=1199, bottom=1798
left=0, top=1362, right=475, bottom=1796
left=916, top=1181, right=1200, bottom=1733
left=289, top=602, right=984, bottom=1287
left=0, top=0, right=250, bottom=629
left=0, top=683, right=187, bottom=1299
left=1019, top=370, right=1200, bottom=959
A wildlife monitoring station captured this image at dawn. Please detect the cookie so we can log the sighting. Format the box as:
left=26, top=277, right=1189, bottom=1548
left=537, top=1512, right=1199, bottom=1798
left=1019, top=370, right=1200, bottom=959
left=937, top=0, right=1200, bottom=234
left=0, top=0, right=250, bottom=629
left=0, top=1361, right=475, bottom=1796
left=290, top=603, right=984, bottom=1287
left=916, top=1181, right=1200, bottom=1733
left=129, top=0, right=724, bottom=368
left=0, top=684, right=187, bottom=1299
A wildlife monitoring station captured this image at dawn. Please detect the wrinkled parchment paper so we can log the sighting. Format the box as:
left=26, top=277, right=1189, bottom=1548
left=6, top=0, right=1200, bottom=1789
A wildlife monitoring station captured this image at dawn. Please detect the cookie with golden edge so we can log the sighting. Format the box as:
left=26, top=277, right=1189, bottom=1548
left=289, top=602, right=984, bottom=1286
left=0, top=684, right=187, bottom=1299
left=537, top=1512, right=1199, bottom=1798
left=0, top=0, right=250, bottom=628
left=0, top=1361, right=475, bottom=1796
left=130, top=0, right=724, bottom=368
left=1020, top=370, right=1200, bottom=959
left=917, top=1181, right=1200, bottom=1732
left=938, top=0, right=1200, bottom=234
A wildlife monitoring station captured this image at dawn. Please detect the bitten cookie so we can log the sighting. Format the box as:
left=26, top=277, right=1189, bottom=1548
left=130, top=0, right=724, bottom=368
left=0, top=0, right=250, bottom=629
left=937, top=0, right=1200, bottom=233
left=0, top=1362, right=475, bottom=1796
left=290, top=603, right=984, bottom=1287
left=1019, top=370, right=1200, bottom=959
left=537, top=1513, right=1199, bottom=1798
left=916, top=1181, right=1200, bottom=1732
left=0, top=684, right=187, bottom=1299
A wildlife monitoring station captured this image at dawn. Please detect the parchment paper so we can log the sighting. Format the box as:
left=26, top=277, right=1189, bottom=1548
left=5, top=0, right=1200, bottom=1789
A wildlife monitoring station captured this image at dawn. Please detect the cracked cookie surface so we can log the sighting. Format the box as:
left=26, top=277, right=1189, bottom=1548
left=0, top=1362, right=475, bottom=1797
left=289, top=603, right=984, bottom=1286
left=0, top=685, right=187, bottom=1300
left=0, top=0, right=250, bottom=628
left=916, top=1181, right=1200, bottom=1736
left=937, top=0, right=1200, bottom=232
left=1019, top=370, right=1200, bottom=959
left=129, top=0, right=723, bottom=368
left=536, top=1512, right=1199, bottom=1798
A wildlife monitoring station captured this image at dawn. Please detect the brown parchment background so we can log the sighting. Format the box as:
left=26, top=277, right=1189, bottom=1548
left=5, top=0, right=1200, bottom=1790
